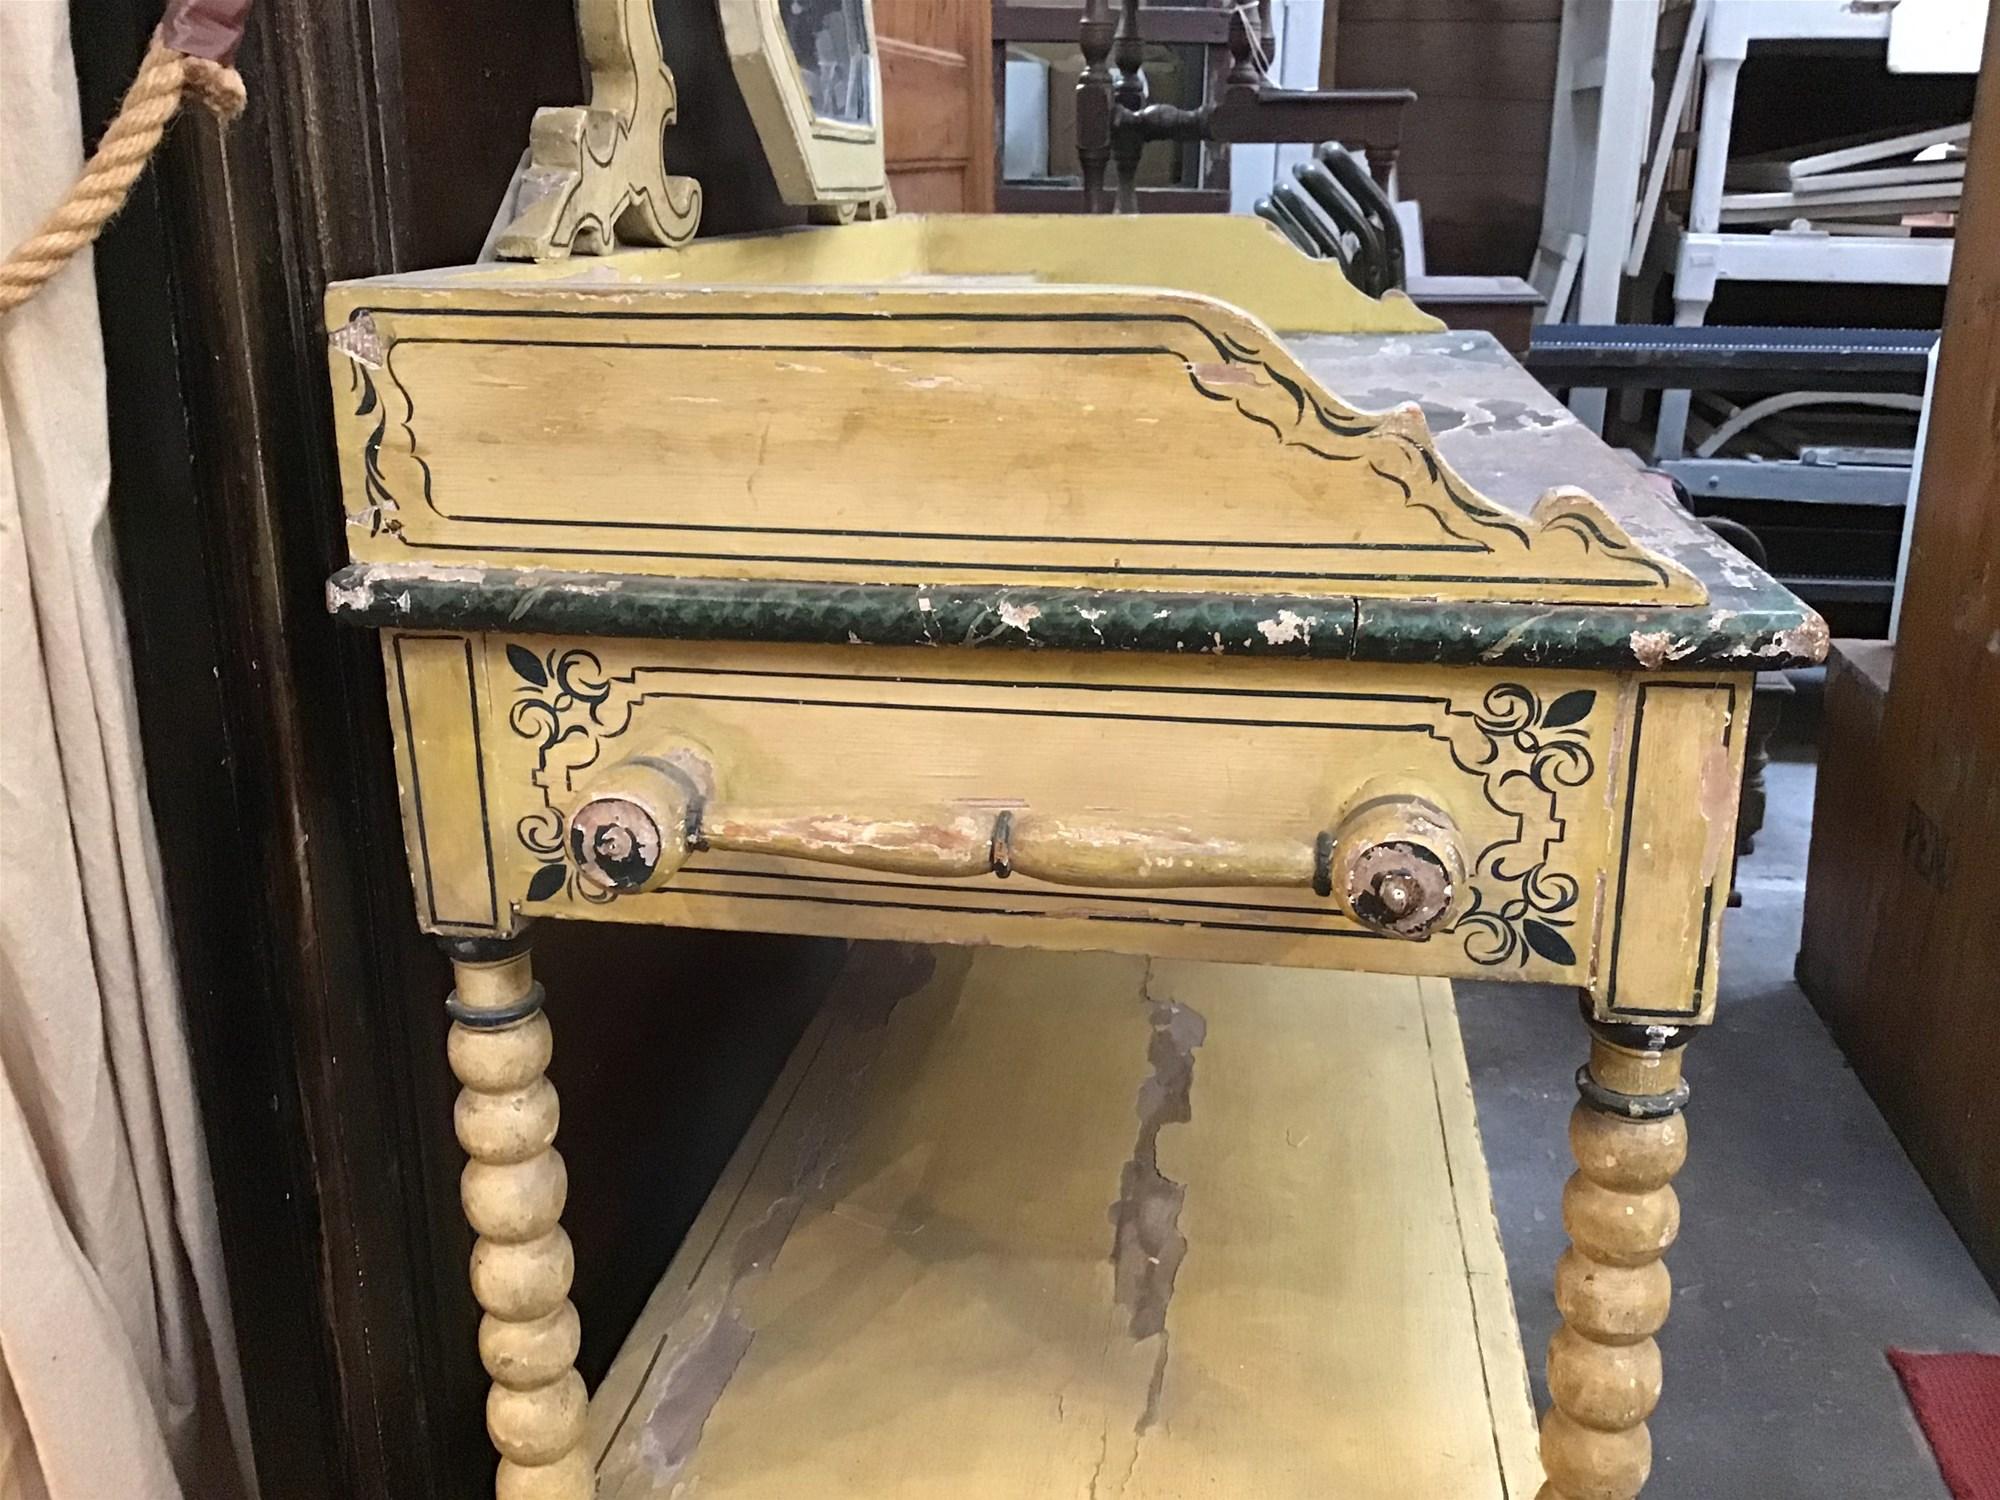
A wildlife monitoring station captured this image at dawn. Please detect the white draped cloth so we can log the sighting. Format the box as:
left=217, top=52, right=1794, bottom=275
left=0, top=7, right=258, bottom=1496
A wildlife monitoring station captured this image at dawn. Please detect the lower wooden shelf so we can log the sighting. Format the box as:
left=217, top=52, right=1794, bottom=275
left=589, top=946, right=1543, bottom=1498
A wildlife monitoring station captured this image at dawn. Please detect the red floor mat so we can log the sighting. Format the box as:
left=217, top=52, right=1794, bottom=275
left=1890, top=1350, right=2000, bottom=1500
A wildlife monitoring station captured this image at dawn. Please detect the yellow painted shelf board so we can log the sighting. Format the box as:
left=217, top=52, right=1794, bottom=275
left=343, top=213, right=1442, bottom=337
left=589, top=947, right=1542, bottom=1499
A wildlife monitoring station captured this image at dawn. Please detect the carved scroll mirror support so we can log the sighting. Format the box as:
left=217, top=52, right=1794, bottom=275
left=495, top=0, right=703, bottom=260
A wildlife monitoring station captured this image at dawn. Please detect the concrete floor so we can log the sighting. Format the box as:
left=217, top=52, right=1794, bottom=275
left=1459, top=754, right=2000, bottom=1499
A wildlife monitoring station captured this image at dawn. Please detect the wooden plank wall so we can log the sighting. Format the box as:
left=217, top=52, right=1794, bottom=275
left=1324, top=0, right=1560, bottom=276
left=1796, top=13, right=2000, bottom=1289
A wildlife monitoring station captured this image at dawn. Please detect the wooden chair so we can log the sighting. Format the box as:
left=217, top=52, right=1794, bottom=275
left=1074, top=0, right=1412, bottom=214
left=1257, top=141, right=1407, bottom=296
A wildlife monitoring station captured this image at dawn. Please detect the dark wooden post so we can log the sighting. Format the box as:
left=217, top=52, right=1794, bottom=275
left=1078, top=0, right=1117, bottom=212
left=1112, top=0, right=1147, bottom=212
left=1225, top=0, right=1273, bottom=91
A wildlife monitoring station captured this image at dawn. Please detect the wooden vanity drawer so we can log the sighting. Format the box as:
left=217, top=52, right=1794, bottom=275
left=383, top=630, right=1746, bottom=1019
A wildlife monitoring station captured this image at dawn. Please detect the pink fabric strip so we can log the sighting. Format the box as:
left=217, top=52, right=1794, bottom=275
left=159, top=0, right=253, bottom=65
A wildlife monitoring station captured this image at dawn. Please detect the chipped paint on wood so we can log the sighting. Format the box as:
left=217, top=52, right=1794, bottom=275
left=1628, top=630, right=1680, bottom=670
left=1695, top=732, right=1738, bottom=886
left=589, top=951, right=1543, bottom=1498
left=628, top=953, right=913, bottom=1488
left=1599, top=681, right=1748, bottom=1021
left=328, top=309, right=385, bottom=368
left=1255, top=608, right=1313, bottom=646
left=323, top=294, right=1709, bottom=608
left=327, top=563, right=1827, bottom=671
left=996, top=601, right=1042, bottom=634
left=1109, top=970, right=1206, bottom=1436
left=389, top=623, right=1752, bottom=1013
left=704, top=809, right=996, bottom=878
left=692, top=804, right=1330, bottom=893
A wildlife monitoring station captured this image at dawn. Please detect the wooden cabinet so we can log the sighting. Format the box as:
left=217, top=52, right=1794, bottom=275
left=879, top=0, right=995, bottom=211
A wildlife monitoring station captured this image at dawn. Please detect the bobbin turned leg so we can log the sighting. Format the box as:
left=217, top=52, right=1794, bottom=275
left=444, top=935, right=593, bottom=1500
left=1537, top=1006, right=1693, bottom=1500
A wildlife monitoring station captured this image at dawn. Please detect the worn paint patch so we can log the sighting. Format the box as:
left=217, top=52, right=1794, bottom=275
left=324, top=562, right=1826, bottom=670
left=633, top=1254, right=760, bottom=1479
left=1109, top=971, right=1207, bottom=1436
left=1762, top=613, right=1830, bottom=666
left=634, top=949, right=924, bottom=1482
left=329, top=310, right=385, bottom=369
left=1185, top=360, right=1263, bottom=387
left=1255, top=608, right=1313, bottom=646
left=1695, top=734, right=1736, bottom=882
left=1467, top=397, right=1560, bottom=434
left=997, top=600, right=1043, bottom=634
left=1626, top=629, right=1698, bottom=669
left=1628, top=630, right=1672, bottom=669
left=325, top=576, right=374, bottom=614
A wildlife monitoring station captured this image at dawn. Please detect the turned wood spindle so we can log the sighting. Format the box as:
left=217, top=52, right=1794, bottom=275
left=1111, top=0, right=1147, bottom=212
left=1537, top=1012, right=1693, bottom=1500
left=1224, top=0, right=1274, bottom=91
left=447, top=937, right=593, bottom=1500
left=1364, top=143, right=1399, bottom=192
left=1077, top=0, right=1117, bottom=212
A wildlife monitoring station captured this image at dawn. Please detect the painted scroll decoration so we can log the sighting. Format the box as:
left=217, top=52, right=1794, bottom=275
left=494, top=0, right=703, bottom=259
left=1183, top=323, right=1701, bottom=600
left=331, top=291, right=1704, bottom=607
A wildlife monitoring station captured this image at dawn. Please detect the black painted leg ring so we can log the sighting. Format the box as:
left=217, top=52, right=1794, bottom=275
left=446, top=979, right=547, bottom=1030
left=1574, top=1065, right=1692, bottom=1120
left=1576, top=992, right=1695, bottom=1056
left=1576, top=995, right=1694, bottom=1118
left=440, top=930, right=540, bottom=1028
left=439, top=928, right=533, bottom=966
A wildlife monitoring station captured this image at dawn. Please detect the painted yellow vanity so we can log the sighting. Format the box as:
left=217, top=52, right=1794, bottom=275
left=321, top=2, right=1826, bottom=1496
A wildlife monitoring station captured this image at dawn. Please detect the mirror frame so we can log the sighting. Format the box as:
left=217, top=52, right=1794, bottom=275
left=717, top=0, right=891, bottom=210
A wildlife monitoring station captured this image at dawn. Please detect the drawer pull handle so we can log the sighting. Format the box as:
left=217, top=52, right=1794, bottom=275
left=566, top=755, right=1467, bottom=939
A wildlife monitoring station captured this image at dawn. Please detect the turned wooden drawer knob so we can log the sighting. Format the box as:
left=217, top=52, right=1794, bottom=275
left=566, top=754, right=1469, bottom=939
left=1326, top=785, right=1469, bottom=940
left=567, top=752, right=713, bottom=893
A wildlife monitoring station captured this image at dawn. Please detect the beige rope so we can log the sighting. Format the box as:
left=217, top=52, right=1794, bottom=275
left=0, top=32, right=245, bottom=317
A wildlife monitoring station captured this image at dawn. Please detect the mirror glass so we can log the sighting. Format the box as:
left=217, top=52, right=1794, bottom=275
left=779, top=0, right=874, bottom=126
